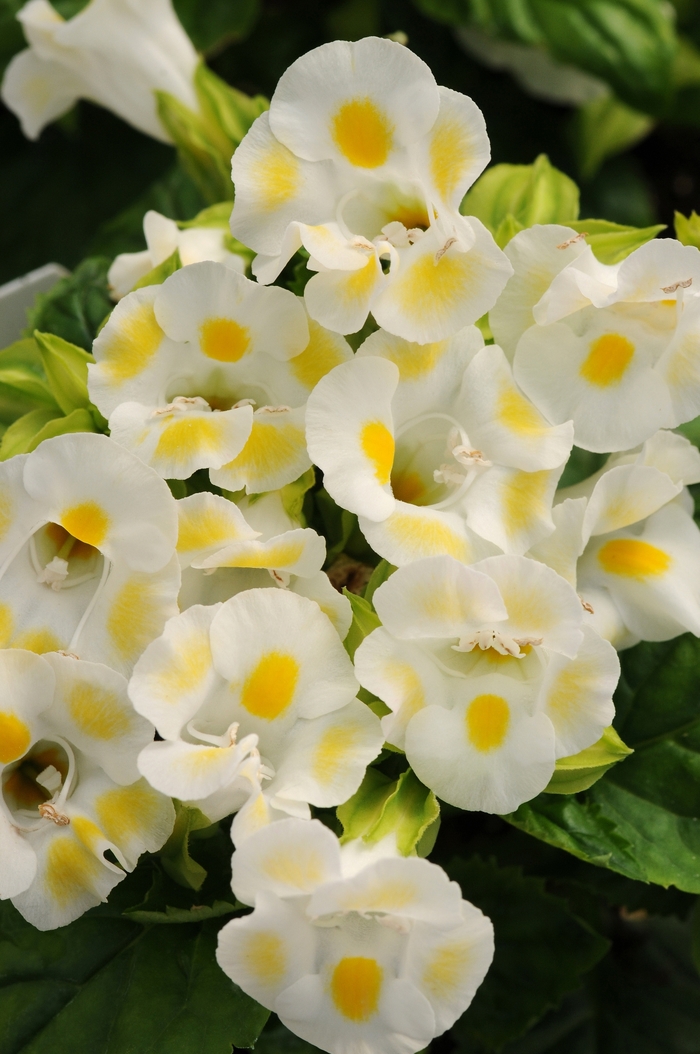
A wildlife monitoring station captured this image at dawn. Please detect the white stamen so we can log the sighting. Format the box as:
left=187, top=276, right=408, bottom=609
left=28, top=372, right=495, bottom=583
left=153, top=395, right=212, bottom=416
left=35, top=765, right=62, bottom=795
left=381, top=221, right=410, bottom=248
left=258, top=404, right=292, bottom=414
left=453, top=629, right=542, bottom=657
left=36, top=556, right=70, bottom=590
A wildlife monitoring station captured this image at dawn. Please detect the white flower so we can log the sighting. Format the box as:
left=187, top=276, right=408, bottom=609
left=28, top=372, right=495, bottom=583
left=89, top=261, right=352, bottom=489
left=354, top=554, right=619, bottom=813
left=216, top=818, right=494, bottom=1054
left=108, top=210, right=247, bottom=300
left=1, top=0, right=199, bottom=142
left=176, top=491, right=352, bottom=639
left=0, top=432, right=180, bottom=675
left=0, top=648, right=174, bottom=930
left=129, top=588, right=383, bottom=838
left=491, top=225, right=700, bottom=452
left=305, top=328, right=573, bottom=566
left=230, top=36, right=512, bottom=343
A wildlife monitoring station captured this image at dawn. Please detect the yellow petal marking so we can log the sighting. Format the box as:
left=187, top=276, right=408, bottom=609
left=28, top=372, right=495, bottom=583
left=177, top=506, right=241, bottom=554
left=339, top=879, right=417, bottom=913
left=396, top=249, right=474, bottom=317
left=0, top=603, right=13, bottom=647
left=262, top=848, right=325, bottom=890
left=430, top=111, right=473, bottom=202
left=240, top=652, right=299, bottom=720
left=199, top=318, right=251, bottom=363
left=72, top=816, right=106, bottom=853
left=380, top=338, right=447, bottom=381
left=46, top=836, right=102, bottom=905
left=497, top=386, right=545, bottom=436
left=0, top=711, right=31, bottom=764
left=387, top=512, right=469, bottom=561
left=339, top=255, right=379, bottom=305
left=580, top=333, right=635, bottom=387
left=290, top=320, right=348, bottom=390
left=545, top=657, right=595, bottom=721
left=243, top=931, right=287, bottom=985
left=13, top=628, right=62, bottom=654
left=0, top=487, right=13, bottom=544
left=107, top=576, right=167, bottom=662
left=251, top=138, right=301, bottom=210
left=361, top=421, right=394, bottom=485
left=503, top=470, right=549, bottom=536
left=159, top=635, right=212, bottom=697
left=597, top=538, right=671, bottom=579
left=223, top=419, right=305, bottom=488
left=155, top=416, right=223, bottom=465
left=96, top=781, right=162, bottom=845
left=312, top=723, right=360, bottom=785
left=68, top=682, right=130, bottom=741
left=331, top=957, right=383, bottom=1021
left=466, top=693, right=510, bottom=752
left=102, top=301, right=164, bottom=383
left=219, top=539, right=305, bottom=569
left=332, top=98, right=394, bottom=168
left=386, top=661, right=425, bottom=721
left=422, top=941, right=473, bottom=998
left=61, top=501, right=110, bottom=548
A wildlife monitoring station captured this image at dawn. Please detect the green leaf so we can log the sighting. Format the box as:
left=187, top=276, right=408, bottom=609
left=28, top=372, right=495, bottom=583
left=337, top=767, right=440, bottom=856
left=279, top=467, right=316, bottom=525
left=674, top=209, right=700, bottom=248
left=132, top=248, right=182, bottom=291
left=25, top=258, right=114, bottom=352
left=25, top=408, right=98, bottom=452
left=462, top=154, right=579, bottom=234
left=447, top=856, right=609, bottom=1050
left=494, top=212, right=525, bottom=248
left=0, top=899, right=269, bottom=1054
left=363, top=559, right=395, bottom=604
left=173, top=0, right=260, bottom=55
left=33, top=331, right=93, bottom=415
left=178, top=202, right=232, bottom=229
left=544, top=726, right=633, bottom=795
left=0, top=340, right=58, bottom=423
left=566, top=218, right=666, bottom=263
left=0, top=0, right=24, bottom=79
left=342, top=590, right=381, bottom=660
left=572, top=93, right=654, bottom=180
left=159, top=802, right=218, bottom=891
left=0, top=408, right=64, bottom=461
left=507, top=634, right=700, bottom=892
left=125, top=901, right=240, bottom=925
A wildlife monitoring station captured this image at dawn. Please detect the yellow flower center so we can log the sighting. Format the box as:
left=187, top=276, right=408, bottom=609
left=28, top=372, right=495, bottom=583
left=330, top=957, right=383, bottom=1021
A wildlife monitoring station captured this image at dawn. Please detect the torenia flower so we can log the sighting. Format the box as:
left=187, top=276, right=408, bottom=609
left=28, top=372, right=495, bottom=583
left=0, top=433, right=179, bottom=675
left=176, top=490, right=352, bottom=638
left=0, top=648, right=174, bottom=930
left=129, top=588, right=383, bottom=838
left=491, top=225, right=700, bottom=451
left=216, top=818, right=494, bottom=1054
left=230, top=36, right=512, bottom=342
left=306, top=327, right=573, bottom=566
left=108, top=210, right=247, bottom=300
left=355, top=555, right=619, bottom=813
left=1, top=0, right=199, bottom=142
left=538, top=430, right=700, bottom=648
left=90, top=261, right=352, bottom=488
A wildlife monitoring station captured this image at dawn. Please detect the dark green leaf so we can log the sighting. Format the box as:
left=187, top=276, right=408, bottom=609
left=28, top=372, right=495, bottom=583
left=544, top=727, right=633, bottom=795
left=338, top=767, right=439, bottom=856
left=125, top=900, right=240, bottom=925
left=571, top=94, right=654, bottom=180
left=33, top=330, right=93, bottom=414
left=25, top=258, right=113, bottom=351
left=159, top=801, right=219, bottom=891
left=342, top=590, right=381, bottom=660
left=132, top=248, right=182, bottom=291
left=174, top=0, right=260, bottom=56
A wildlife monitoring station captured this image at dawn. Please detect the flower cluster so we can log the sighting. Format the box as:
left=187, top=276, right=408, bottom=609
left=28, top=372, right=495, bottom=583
left=3, top=22, right=700, bottom=1054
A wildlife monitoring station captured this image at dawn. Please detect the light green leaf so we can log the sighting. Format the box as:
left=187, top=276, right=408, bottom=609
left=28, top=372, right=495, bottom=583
left=674, top=209, right=700, bottom=248
left=25, top=408, right=98, bottom=452
left=0, top=408, right=64, bottom=461
left=545, top=726, right=633, bottom=795
left=342, top=589, right=381, bottom=660
left=158, top=802, right=217, bottom=891
left=337, top=767, right=440, bottom=857
left=566, top=218, right=665, bottom=263
left=363, top=559, right=395, bottom=604
left=462, top=154, right=579, bottom=235
left=33, top=331, right=93, bottom=415
left=0, top=340, right=58, bottom=423
left=279, top=467, right=316, bottom=525
left=572, top=93, right=654, bottom=179
left=132, top=248, right=182, bottom=290
left=125, top=901, right=240, bottom=925
left=494, top=212, right=525, bottom=248
left=178, top=202, right=232, bottom=228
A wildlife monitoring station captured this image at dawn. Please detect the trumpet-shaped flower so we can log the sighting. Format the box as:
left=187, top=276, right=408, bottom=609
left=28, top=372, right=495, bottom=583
left=1, top=0, right=199, bottom=142
left=492, top=226, right=700, bottom=451
left=230, top=36, right=512, bottom=343
left=0, top=648, right=174, bottom=930
left=354, top=555, right=619, bottom=813
left=306, top=328, right=573, bottom=565
left=108, top=210, right=246, bottom=300
left=176, top=491, right=352, bottom=638
left=0, top=433, right=179, bottom=675
left=216, top=818, right=494, bottom=1054
left=129, top=588, right=383, bottom=837
left=90, top=261, right=352, bottom=488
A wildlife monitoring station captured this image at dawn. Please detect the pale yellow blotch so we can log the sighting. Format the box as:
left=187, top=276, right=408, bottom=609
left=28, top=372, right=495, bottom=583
left=597, top=538, right=671, bottom=579
left=46, top=836, right=102, bottom=906
left=251, top=138, right=301, bottom=211
left=13, top=628, right=62, bottom=654
left=331, top=957, right=383, bottom=1021
left=262, top=848, right=324, bottom=890
left=0, top=603, right=13, bottom=647
left=102, top=301, right=164, bottom=383
left=154, top=416, right=222, bottom=466
left=381, top=339, right=447, bottom=381
left=290, top=321, right=348, bottom=390
left=497, top=387, right=545, bottom=436
left=663, top=334, right=700, bottom=390
left=397, top=251, right=474, bottom=318
left=332, top=98, right=394, bottom=168
left=223, top=420, right=305, bottom=488
left=312, top=724, right=359, bottom=785
left=580, top=333, right=635, bottom=387
left=422, top=941, right=472, bottom=998
left=158, top=635, right=212, bottom=697
left=68, top=682, right=130, bottom=741
left=96, top=782, right=161, bottom=846
left=361, top=421, right=394, bottom=485
left=61, top=502, right=110, bottom=548
left=71, top=816, right=106, bottom=853
left=545, top=660, right=594, bottom=721
left=430, top=113, right=472, bottom=201
left=503, top=470, right=549, bottom=537
left=0, top=711, right=31, bottom=764
left=340, top=879, right=417, bottom=913
left=386, top=661, right=425, bottom=721
left=199, top=318, right=251, bottom=363
left=178, top=506, right=240, bottom=554
left=107, top=577, right=164, bottom=662
left=0, top=487, right=13, bottom=544
left=243, top=931, right=287, bottom=985
left=240, top=652, right=300, bottom=720
left=388, top=512, right=469, bottom=561
left=466, top=693, right=510, bottom=752
left=338, top=256, right=379, bottom=305
left=221, top=540, right=305, bottom=570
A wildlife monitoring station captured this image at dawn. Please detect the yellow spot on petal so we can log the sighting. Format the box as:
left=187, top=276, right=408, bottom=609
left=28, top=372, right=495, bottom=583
left=0, top=603, right=13, bottom=647
left=102, top=301, right=164, bottom=383
left=580, top=333, right=635, bottom=388
left=466, top=693, right=510, bottom=752
left=223, top=419, right=305, bottom=491
left=503, top=470, right=549, bottom=536
left=159, top=635, right=212, bottom=696
left=361, top=421, right=394, bottom=485
left=243, top=931, right=287, bottom=985
left=251, top=139, right=301, bottom=211
left=107, top=576, right=167, bottom=663
left=46, top=835, right=102, bottom=906
left=339, top=256, right=380, bottom=306
left=68, top=682, right=130, bottom=741
left=340, top=879, right=417, bottom=913
left=396, top=250, right=474, bottom=318
left=155, top=416, right=222, bottom=466
left=312, top=723, right=359, bottom=785
left=422, top=941, right=472, bottom=998
left=262, top=848, right=324, bottom=890
left=240, top=652, right=299, bottom=720
left=0, top=488, right=13, bottom=544
left=430, top=113, right=473, bottom=202
left=391, top=470, right=426, bottom=504
left=178, top=506, right=241, bottom=554
left=0, top=711, right=31, bottom=764
left=290, top=321, right=348, bottom=390
left=61, top=502, right=109, bottom=548
left=331, top=957, right=383, bottom=1021
left=13, top=628, right=62, bottom=654
left=545, top=659, right=593, bottom=721
left=332, top=98, right=393, bottom=168
left=597, top=538, right=671, bottom=579
left=199, top=318, right=250, bottom=363
left=380, top=339, right=447, bottom=381
left=497, top=387, right=545, bottom=436
left=387, top=512, right=469, bottom=561
left=386, top=661, right=425, bottom=721
left=96, top=781, right=162, bottom=846
left=221, top=539, right=305, bottom=570
left=72, top=816, right=106, bottom=853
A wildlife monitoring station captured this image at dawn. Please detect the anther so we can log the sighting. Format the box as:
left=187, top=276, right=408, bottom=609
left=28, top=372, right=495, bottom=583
left=661, top=278, right=692, bottom=293
left=39, top=802, right=70, bottom=826
left=557, top=232, right=587, bottom=249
